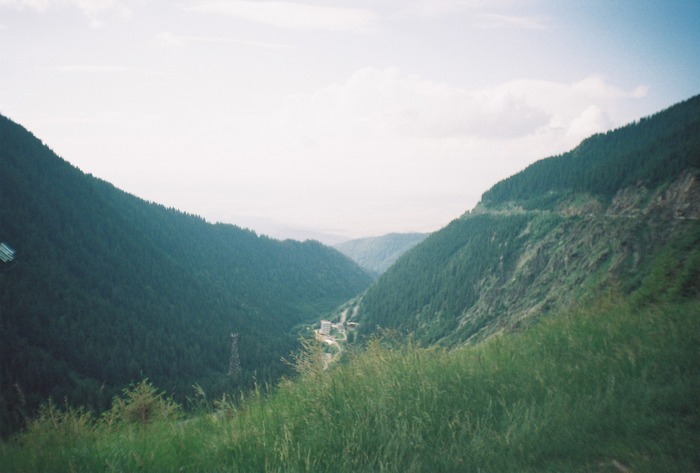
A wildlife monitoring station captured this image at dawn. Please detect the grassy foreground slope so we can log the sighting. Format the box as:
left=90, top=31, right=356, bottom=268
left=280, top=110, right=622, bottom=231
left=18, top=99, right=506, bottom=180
left=2, top=292, right=698, bottom=472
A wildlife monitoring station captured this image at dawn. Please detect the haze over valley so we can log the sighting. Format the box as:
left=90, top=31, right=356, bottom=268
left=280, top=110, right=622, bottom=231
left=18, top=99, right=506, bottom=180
left=2, top=0, right=699, bottom=241
left=2, top=89, right=699, bottom=473
left=1, top=2, right=700, bottom=471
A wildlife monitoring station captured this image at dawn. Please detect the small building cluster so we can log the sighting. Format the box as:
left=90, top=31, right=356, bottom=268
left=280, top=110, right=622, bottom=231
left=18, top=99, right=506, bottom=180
left=319, top=320, right=332, bottom=336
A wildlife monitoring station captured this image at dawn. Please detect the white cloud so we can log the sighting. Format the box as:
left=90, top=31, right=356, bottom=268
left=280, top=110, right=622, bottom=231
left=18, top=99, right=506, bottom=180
left=395, top=0, right=542, bottom=21
left=154, top=31, right=185, bottom=47
left=270, top=68, right=645, bottom=145
left=0, top=0, right=131, bottom=26
left=154, top=31, right=299, bottom=50
left=492, top=76, right=648, bottom=139
left=0, top=0, right=50, bottom=11
left=195, top=68, right=648, bottom=237
left=399, top=0, right=488, bottom=17
left=0, top=0, right=128, bottom=12
left=567, top=105, right=612, bottom=139
left=571, top=76, right=646, bottom=100
left=15, top=60, right=648, bottom=238
left=10, top=0, right=51, bottom=9
left=184, top=1, right=377, bottom=32
left=50, top=64, right=131, bottom=72
left=474, top=13, right=548, bottom=29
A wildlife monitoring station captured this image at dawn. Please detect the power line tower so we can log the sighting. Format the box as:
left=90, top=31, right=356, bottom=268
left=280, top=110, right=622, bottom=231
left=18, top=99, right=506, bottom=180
left=228, top=332, right=241, bottom=380
left=0, top=242, right=15, bottom=404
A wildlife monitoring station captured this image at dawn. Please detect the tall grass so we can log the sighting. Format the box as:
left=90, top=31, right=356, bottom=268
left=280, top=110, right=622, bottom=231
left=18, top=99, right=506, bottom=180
left=2, top=298, right=699, bottom=472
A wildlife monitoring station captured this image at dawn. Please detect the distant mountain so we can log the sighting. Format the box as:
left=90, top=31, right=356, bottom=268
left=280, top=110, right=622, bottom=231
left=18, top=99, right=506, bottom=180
left=357, top=95, right=700, bottom=346
left=0, top=115, right=372, bottom=434
left=334, top=233, right=428, bottom=277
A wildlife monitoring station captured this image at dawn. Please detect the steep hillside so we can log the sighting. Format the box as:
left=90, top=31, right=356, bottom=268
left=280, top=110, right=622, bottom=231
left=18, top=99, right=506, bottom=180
left=357, top=95, right=700, bottom=346
left=334, top=232, right=428, bottom=276
left=0, top=115, right=372, bottom=434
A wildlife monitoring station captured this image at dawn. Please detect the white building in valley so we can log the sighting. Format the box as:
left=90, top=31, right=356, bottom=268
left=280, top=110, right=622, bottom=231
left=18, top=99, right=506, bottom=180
left=320, top=320, right=332, bottom=336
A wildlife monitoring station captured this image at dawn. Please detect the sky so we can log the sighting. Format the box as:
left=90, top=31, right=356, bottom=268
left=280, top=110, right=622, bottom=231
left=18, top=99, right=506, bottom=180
left=1, top=1, right=699, bottom=243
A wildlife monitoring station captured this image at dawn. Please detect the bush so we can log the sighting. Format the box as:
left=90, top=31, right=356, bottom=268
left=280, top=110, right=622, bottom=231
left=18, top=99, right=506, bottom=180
left=104, top=379, right=181, bottom=426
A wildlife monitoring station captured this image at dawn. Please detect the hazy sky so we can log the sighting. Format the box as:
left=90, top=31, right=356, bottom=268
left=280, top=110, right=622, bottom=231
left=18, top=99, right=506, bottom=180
left=1, top=1, right=699, bottom=242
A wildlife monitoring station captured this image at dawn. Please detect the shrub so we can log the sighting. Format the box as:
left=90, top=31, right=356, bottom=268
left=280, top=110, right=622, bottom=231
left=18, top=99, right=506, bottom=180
left=104, top=379, right=181, bottom=426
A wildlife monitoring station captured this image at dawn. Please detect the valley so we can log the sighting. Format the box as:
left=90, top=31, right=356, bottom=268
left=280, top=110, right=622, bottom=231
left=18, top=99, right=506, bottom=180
left=1, top=94, right=699, bottom=472
left=310, top=298, right=361, bottom=368
left=0, top=114, right=373, bottom=435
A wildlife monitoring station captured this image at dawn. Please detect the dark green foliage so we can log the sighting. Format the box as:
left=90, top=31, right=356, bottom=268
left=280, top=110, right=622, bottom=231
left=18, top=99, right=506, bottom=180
left=629, top=221, right=700, bottom=306
left=482, top=95, right=700, bottom=208
left=0, top=114, right=372, bottom=435
left=359, top=213, right=536, bottom=343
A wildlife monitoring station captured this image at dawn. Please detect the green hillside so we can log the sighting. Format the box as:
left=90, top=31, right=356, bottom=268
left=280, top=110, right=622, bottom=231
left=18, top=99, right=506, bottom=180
left=0, top=115, right=372, bottom=435
left=334, top=232, right=428, bottom=277
left=357, top=95, right=700, bottom=345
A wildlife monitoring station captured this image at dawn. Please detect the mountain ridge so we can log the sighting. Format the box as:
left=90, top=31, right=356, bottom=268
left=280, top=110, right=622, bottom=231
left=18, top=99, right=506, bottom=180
left=356, top=94, right=700, bottom=346
left=0, top=114, right=372, bottom=434
left=2, top=95, right=700, bottom=471
left=334, top=232, right=428, bottom=277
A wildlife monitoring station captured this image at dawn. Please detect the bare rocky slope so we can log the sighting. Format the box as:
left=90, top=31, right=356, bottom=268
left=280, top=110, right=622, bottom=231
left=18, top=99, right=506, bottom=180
left=449, top=171, right=700, bottom=344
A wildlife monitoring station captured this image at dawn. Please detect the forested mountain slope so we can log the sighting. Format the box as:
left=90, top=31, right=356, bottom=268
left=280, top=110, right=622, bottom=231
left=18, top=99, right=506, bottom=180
left=357, top=95, right=700, bottom=346
left=0, top=115, right=372, bottom=434
left=334, top=232, right=428, bottom=277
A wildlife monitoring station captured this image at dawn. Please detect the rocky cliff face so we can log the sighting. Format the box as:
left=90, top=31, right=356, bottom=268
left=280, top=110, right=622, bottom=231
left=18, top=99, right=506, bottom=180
left=357, top=171, right=700, bottom=347
left=444, top=171, right=700, bottom=345
left=357, top=96, right=700, bottom=347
